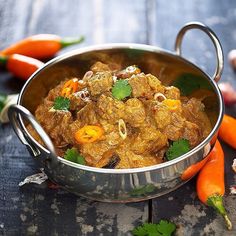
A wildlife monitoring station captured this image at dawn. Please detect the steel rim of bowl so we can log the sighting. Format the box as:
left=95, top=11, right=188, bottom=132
left=17, top=43, right=224, bottom=174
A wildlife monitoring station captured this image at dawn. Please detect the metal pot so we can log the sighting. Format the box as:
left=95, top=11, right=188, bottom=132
left=8, top=22, right=224, bottom=202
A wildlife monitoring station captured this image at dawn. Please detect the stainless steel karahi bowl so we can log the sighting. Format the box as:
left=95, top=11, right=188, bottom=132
left=8, top=22, right=224, bottom=202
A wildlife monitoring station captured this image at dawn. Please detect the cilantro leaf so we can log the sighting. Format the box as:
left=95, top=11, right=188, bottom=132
left=166, top=139, right=190, bottom=161
left=132, top=220, right=176, bottom=236
left=156, top=220, right=176, bottom=236
left=112, top=79, right=132, bottom=100
left=173, top=73, right=212, bottom=96
left=53, top=96, right=70, bottom=111
left=64, top=148, right=86, bottom=165
left=0, top=94, right=7, bottom=113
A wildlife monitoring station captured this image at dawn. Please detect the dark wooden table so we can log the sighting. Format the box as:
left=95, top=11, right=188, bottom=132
left=0, top=0, right=236, bottom=235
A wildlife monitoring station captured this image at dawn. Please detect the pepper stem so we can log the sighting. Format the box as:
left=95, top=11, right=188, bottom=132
left=207, top=194, right=232, bottom=230
left=60, top=36, right=84, bottom=48
left=0, top=55, right=8, bottom=66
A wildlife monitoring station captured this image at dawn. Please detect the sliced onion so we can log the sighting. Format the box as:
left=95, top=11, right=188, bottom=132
left=77, top=89, right=90, bottom=102
left=118, top=119, right=127, bottom=140
left=154, top=92, right=166, bottom=102
left=82, top=71, right=93, bottom=81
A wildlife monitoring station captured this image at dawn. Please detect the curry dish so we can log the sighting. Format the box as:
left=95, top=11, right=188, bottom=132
left=29, top=62, right=212, bottom=169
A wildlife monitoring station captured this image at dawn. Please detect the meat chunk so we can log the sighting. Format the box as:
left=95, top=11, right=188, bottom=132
left=69, top=89, right=89, bottom=111
left=116, top=148, right=162, bottom=168
left=97, top=94, right=125, bottom=123
left=153, top=103, right=172, bottom=129
left=182, top=98, right=212, bottom=138
left=163, top=112, right=186, bottom=141
left=164, top=86, right=180, bottom=99
left=87, top=72, right=113, bottom=96
left=131, top=125, right=168, bottom=154
left=125, top=98, right=146, bottom=127
left=90, top=61, right=111, bottom=73
left=81, top=141, right=112, bottom=165
left=129, top=73, right=152, bottom=98
left=47, top=81, right=65, bottom=101
left=182, top=121, right=202, bottom=147
left=76, top=102, right=98, bottom=125
left=35, top=100, right=73, bottom=146
left=115, top=65, right=141, bottom=79
left=146, top=74, right=165, bottom=93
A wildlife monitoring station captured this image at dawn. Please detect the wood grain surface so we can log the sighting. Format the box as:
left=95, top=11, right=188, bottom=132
left=0, top=0, right=236, bottom=235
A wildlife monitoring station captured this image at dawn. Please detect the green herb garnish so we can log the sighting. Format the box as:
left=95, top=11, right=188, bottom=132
left=53, top=96, right=70, bottom=111
left=166, top=139, right=190, bottom=161
left=112, top=80, right=132, bottom=100
left=64, top=148, right=86, bottom=165
left=173, top=73, right=212, bottom=96
left=132, top=220, right=176, bottom=236
left=0, top=94, right=7, bottom=113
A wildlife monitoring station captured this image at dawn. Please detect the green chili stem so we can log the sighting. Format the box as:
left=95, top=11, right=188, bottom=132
left=207, top=194, right=232, bottom=230
left=0, top=55, right=8, bottom=66
left=60, top=36, right=84, bottom=48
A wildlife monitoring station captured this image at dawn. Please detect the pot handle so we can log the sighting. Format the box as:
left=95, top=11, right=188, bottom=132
left=8, top=104, right=58, bottom=162
left=175, top=22, right=223, bottom=82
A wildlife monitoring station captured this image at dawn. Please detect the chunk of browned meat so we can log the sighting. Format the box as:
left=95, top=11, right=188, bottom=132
left=63, top=120, right=82, bottom=145
left=124, top=98, right=146, bottom=127
left=69, top=89, right=90, bottom=111
left=87, top=72, right=113, bottom=96
left=35, top=100, right=73, bottom=146
left=146, top=74, right=165, bottom=93
left=182, top=121, right=202, bottom=147
left=115, top=65, right=141, bottom=79
left=47, top=81, right=65, bottom=101
left=163, top=112, right=186, bottom=141
left=97, top=94, right=125, bottom=123
left=116, top=148, right=162, bottom=168
left=182, top=98, right=212, bottom=138
left=128, top=73, right=152, bottom=98
left=81, top=141, right=112, bottom=165
left=76, top=102, right=98, bottom=125
left=164, top=86, right=180, bottom=99
left=153, top=103, right=172, bottom=129
left=90, top=61, right=111, bottom=73
left=131, top=125, right=168, bottom=154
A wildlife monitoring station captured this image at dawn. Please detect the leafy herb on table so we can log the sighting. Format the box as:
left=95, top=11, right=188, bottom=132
left=130, top=184, right=155, bottom=197
left=132, top=220, right=176, bottom=236
left=64, top=148, right=86, bottom=165
left=0, top=94, right=7, bottom=113
left=166, top=139, right=190, bottom=161
left=112, top=79, right=132, bottom=100
left=53, top=96, right=70, bottom=111
left=172, top=73, right=212, bottom=96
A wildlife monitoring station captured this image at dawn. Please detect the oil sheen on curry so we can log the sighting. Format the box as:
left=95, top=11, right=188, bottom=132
left=28, top=62, right=212, bottom=169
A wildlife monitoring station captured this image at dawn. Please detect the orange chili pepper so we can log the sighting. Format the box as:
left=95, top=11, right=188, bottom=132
left=196, top=140, right=232, bottom=230
left=61, top=78, right=79, bottom=97
left=0, top=34, right=84, bottom=59
left=181, top=154, right=210, bottom=181
left=0, top=54, right=44, bottom=81
left=162, top=99, right=181, bottom=111
left=218, top=114, right=236, bottom=149
left=75, top=125, right=104, bottom=144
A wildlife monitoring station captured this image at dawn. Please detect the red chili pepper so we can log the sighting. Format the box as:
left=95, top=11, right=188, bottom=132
left=0, top=54, right=44, bottom=81
left=0, top=34, right=84, bottom=59
left=196, top=140, right=232, bottom=230
left=218, top=114, right=236, bottom=149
